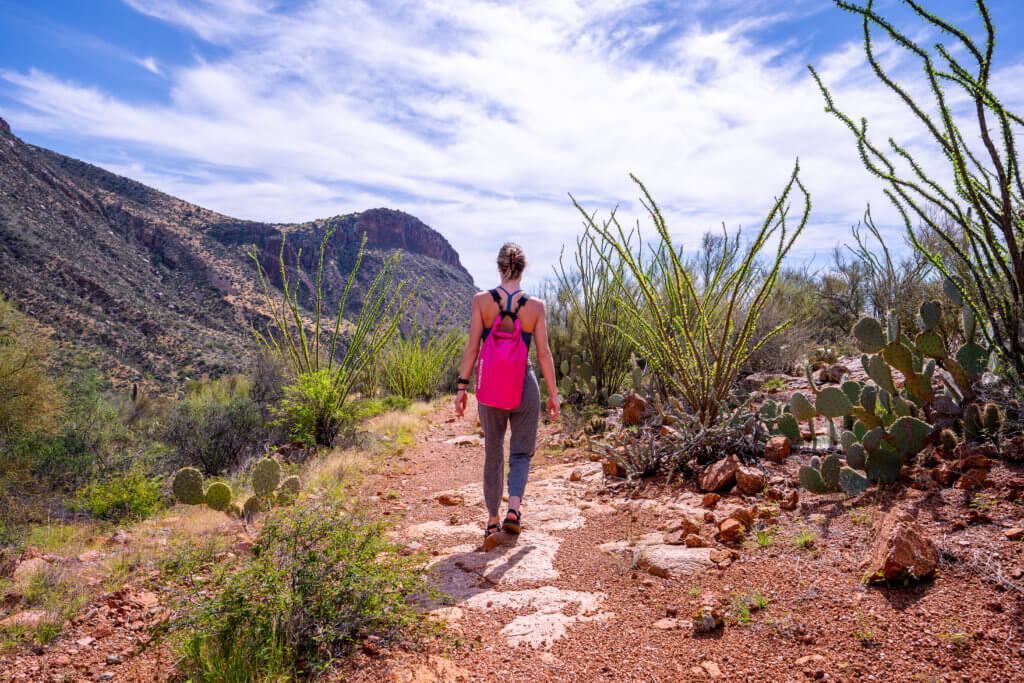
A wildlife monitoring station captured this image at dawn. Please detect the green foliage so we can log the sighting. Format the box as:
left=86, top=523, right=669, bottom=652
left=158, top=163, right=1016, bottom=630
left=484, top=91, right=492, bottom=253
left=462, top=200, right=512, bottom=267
left=204, top=482, right=233, bottom=512
left=553, top=225, right=634, bottom=403
left=0, top=296, right=63, bottom=439
left=280, top=475, right=300, bottom=496
left=811, top=0, right=1024, bottom=388
left=250, top=230, right=416, bottom=446
left=175, top=501, right=433, bottom=680
left=242, top=495, right=262, bottom=521
left=172, top=467, right=205, bottom=506
left=574, top=164, right=810, bottom=425
left=379, top=299, right=462, bottom=401
left=251, top=458, right=281, bottom=498
left=69, top=466, right=166, bottom=522
left=163, top=391, right=265, bottom=476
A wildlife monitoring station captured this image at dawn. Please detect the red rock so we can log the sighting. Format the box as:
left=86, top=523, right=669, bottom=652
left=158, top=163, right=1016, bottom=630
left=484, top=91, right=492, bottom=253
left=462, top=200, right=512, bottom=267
left=602, top=459, right=627, bottom=478
left=692, top=604, right=724, bottom=633
left=622, top=394, right=649, bottom=426
left=765, top=436, right=791, bottom=462
left=956, top=468, right=988, bottom=490
left=702, top=493, right=720, bottom=508
left=666, top=515, right=700, bottom=537
left=703, top=511, right=717, bottom=523
left=861, top=508, right=939, bottom=582
left=735, top=466, right=766, bottom=495
left=1004, top=528, right=1024, bottom=542
left=653, top=617, right=679, bottom=630
left=699, top=454, right=740, bottom=492
left=932, top=465, right=959, bottom=486
left=569, top=470, right=582, bottom=482
left=764, top=486, right=783, bottom=501
left=727, top=507, right=755, bottom=527
left=1004, top=435, right=1024, bottom=462
left=0, top=609, right=58, bottom=629
left=436, top=492, right=464, bottom=506
left=684, top=534, right=708, bottom=548
left=719, top=518, right=744, bottom=542
left=780, top=490, right=799, bottom=511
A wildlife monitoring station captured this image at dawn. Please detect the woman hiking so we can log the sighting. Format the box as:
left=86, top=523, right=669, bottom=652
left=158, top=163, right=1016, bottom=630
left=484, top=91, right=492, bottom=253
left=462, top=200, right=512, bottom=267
left=454, top=242, right=560, bottom=543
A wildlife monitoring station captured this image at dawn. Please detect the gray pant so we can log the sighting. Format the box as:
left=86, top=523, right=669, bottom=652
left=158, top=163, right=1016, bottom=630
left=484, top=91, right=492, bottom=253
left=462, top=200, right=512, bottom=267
left=477, top=365, right=541, bottom=517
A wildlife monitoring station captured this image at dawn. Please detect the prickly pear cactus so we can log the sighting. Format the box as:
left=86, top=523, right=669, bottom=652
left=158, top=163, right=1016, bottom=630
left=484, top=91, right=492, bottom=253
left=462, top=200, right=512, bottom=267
left=280, top=475, right=301, bottom=496
left=252, top=457, right=281, bottom=497
left=172, top=467, right=205, bottom=505
left=205, top=482, right=232, bottom=512
left=242, top=495, right=262, bottom=520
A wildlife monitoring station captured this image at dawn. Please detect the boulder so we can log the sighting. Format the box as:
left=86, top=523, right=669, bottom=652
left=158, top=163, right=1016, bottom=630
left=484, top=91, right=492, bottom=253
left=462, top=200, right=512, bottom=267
left=436, top=492, right=465, bottom=507
left=719, top=518, right=744, bottom=542
left=726, top=507, right=754, bottom=528
left=861, top=509, right=939, bottom=582
left=602, top=459, right=627, bottom=478
left=765, top=436, right=791, bottom=462
left=735, top=467, right=766, bottom=495
left=699, top=455, right=740, bottom=492
left=779, top=490, right=799, bottom=511
left=702, top=493, right=720, bottom=508
left=0, top=609, right=58, bottom=629
left=684, top=534, right=708, bottom=548
left=1004, top=528, right=1024, bottom=542
left=692, top=604, right=724, bottom=633
left=622, top=394, right=649, bottom=426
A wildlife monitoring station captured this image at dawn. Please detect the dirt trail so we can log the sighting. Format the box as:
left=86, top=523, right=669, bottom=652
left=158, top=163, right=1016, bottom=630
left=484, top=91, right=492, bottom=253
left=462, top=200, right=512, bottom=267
left=358, top=397, right=1024, bottom=682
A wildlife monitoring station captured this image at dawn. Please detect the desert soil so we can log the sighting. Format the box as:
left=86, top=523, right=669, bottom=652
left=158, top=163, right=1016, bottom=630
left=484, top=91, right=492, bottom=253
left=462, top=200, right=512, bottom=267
left=4, top=395, right=1024, bottom=681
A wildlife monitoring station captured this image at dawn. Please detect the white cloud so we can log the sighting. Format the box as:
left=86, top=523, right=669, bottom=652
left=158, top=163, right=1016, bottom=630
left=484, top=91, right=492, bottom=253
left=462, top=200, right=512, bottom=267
left=3, top=0, right=1018, bottom=288
left=135, top=56, right=162, bottom=75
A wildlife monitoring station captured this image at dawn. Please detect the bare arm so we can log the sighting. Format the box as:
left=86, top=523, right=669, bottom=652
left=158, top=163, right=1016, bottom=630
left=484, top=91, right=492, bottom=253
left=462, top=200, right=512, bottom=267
left=532, top=300, right=560, bottom=420
left=454, top=295, right=484, bottom=417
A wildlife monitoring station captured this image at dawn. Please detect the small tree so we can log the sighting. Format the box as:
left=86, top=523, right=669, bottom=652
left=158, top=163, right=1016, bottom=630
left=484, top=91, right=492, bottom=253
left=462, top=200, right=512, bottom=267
left=810, top=0, right=1024, bottom=386
left=0, top=296, right=62, bottom=438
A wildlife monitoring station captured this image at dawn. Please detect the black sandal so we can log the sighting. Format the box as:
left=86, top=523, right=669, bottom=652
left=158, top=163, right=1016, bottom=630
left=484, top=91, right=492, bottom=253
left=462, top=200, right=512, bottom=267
left=502, top=509, right=522, bottom=535
left=484, top=521, right=501, bottom=541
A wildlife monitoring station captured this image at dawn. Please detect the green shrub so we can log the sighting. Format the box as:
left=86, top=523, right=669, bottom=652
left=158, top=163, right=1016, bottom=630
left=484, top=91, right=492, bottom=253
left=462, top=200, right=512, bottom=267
left=380, top=308, right=463, bottom=400
left=250, top=231, right=416, bottom=446
left=574, top=164, right=809, bottom=425
left=382, top=395, right=412, bottom=412
left=0, top=296, right=62, bottom=439
left=163, top=395, right=266, bottom=475
left=176, top=501, right=433, bottom=679
left=69, top=466, right=165, bottom=522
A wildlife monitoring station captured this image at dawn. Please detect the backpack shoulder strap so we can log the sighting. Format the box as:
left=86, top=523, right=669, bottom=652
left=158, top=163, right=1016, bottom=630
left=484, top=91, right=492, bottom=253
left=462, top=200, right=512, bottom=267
left=513, top=294, right=530, bottom=314
left=488, top=289, right=501, bottom=306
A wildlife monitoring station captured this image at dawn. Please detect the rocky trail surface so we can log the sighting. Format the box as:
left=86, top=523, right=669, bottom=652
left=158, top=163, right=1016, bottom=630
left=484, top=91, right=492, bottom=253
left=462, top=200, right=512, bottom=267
left=4, top=397, right=1024, bottom=681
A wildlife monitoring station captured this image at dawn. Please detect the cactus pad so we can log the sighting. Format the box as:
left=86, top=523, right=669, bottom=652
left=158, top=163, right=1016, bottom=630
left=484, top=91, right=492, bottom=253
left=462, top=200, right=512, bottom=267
left=821, top=453, right=841, bottom=489
left=918, top=300, right=942, bottom=331
left=226, top=502, right=242, bottom=518
left=881, top=342, right=914, bottom=379
left=790, top=392, right=816, bottom=421
left=889, top=416, right=931, bottom=455
left=846, top=443, right=866, bottom=470
left=956, top=343, right=988, bottom=377
left=205, top=482, right=232, bottom=511
left=841, top=381, right=863, bottom=406
left=915, top=331, right=945, bottom=358
left=242, top=495, right=262, bottom=520
left=776, top=414, right=801, bottom=443
left=816, top=387, right=853, bottom=418
left=838, top=467, right=869, bottom=497
left=864, top=442, right=904, bottom=484
left=280, top=475, right=301, bottom=496
left=608, top=393, right=625, bottom=408
left=943, top=276, right=964, bottom=305
left=172, top=467, right=205, bottom=505
left=252, top=457, right=281, bottom=497
left=853, top=317, right=885, bottom=353
left=865, top=355, right=897, bottom=396
left=799, top=466, right=835, bottom=494
left=276, top=490, right=294, bottom=507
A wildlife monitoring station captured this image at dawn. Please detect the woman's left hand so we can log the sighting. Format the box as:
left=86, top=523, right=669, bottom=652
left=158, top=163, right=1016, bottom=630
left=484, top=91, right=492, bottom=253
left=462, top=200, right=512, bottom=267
left=454, top=389, right=468, bottom=418
left=546, top=393, right=560, bottom=421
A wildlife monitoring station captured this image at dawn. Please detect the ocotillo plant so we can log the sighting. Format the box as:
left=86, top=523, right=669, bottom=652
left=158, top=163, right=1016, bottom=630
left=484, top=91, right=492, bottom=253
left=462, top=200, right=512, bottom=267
left=810, top=0, right=1024, bottom=388
left=573, top=162, right=810, bottom=426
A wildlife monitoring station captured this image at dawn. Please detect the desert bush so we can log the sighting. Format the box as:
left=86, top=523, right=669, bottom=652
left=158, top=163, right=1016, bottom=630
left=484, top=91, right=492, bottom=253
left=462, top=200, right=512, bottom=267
left=69, top=465, right=166, bottom=522
left=575, top=164, right=809, bottom=425
left=251, top=231, right=416, bottom=446
left=811, top=0, right=1024, bottom=387
left=163, top=387, right=266, bottom=475
left=176, top=500, right=433, bottom=680
left=745, top=267, right=820, bottom=373
left=380, top=306, right=463, bottom=400
left=0, top=296, right=62, bottom=438
left=553, top=225, right=633, bottom=402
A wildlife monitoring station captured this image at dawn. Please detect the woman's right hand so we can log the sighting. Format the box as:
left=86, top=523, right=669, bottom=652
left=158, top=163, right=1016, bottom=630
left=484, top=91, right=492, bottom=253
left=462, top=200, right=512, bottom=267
left=454, top=389, right=468, bottom=418
left=546, top=393, right=560, bottom=421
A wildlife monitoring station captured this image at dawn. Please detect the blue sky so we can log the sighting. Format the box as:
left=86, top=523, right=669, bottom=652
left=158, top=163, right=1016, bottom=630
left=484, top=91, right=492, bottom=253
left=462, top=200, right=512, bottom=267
left=3, top=0, right=1024, bottom=287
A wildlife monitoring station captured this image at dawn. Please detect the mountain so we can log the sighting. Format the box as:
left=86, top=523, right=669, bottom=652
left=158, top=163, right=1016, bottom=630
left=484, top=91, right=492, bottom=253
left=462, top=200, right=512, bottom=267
left=0, top=117, right=476, bottom=390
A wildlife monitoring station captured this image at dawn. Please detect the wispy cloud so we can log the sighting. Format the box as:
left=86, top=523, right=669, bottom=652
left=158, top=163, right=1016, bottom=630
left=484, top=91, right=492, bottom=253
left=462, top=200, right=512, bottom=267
left=135, top=56, right=162, bottom=75
left=3, top=0, right=1019, bottom=287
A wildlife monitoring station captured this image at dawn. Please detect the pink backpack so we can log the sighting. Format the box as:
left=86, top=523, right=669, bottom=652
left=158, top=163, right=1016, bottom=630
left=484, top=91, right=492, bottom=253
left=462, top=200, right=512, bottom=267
left=476, top=288, right=529, bottom=409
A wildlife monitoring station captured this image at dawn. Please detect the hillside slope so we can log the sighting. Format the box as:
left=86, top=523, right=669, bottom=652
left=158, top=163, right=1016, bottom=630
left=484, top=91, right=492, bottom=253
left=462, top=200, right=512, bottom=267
left=0, top=117, right=476, bottom=389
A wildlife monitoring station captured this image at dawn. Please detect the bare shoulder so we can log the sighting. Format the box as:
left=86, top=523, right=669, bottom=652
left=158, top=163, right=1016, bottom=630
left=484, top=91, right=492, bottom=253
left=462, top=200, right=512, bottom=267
left=524, top=296, right=546, bottom=313
left=472, top=291, right=492, bottom=307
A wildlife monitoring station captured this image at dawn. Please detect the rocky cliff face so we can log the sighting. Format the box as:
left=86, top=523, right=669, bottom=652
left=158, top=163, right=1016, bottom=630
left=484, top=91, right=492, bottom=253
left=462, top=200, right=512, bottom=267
left=0, top=117, right=476, bottom=390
